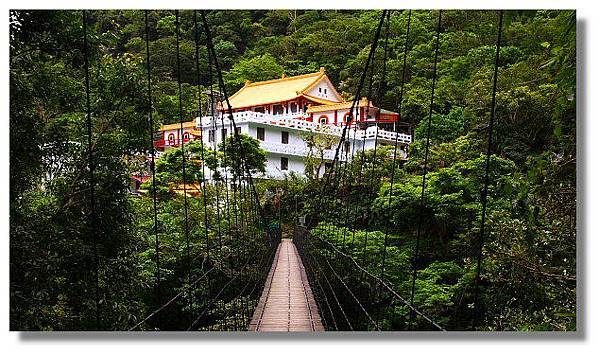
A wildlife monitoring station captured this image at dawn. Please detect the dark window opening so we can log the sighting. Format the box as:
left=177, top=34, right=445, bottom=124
left=290, top=102, right=298, bottom=113
left=168, top=133, right=175, bottom=142
left=257, top=127, right=265, bottom=141
left=281, top=131, right=289, bottom=144
left=280, top=157, right=288, bottom=171
left=273, top=104, right=284, bottom=115
left=254, top=107, right=264, bottom=113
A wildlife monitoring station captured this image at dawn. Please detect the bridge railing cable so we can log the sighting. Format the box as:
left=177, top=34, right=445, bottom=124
left=295, top=226, right=445, bottom=331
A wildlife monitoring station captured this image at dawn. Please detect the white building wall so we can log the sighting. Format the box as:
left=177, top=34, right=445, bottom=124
left=194, top=112, right=410, bottom=181
left=264, top=154, right=305, bottom=179
left=306, top=79, right=340, bottom=102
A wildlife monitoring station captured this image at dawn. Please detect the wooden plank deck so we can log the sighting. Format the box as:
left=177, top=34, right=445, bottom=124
left=249, top=239, right=324, bottom=332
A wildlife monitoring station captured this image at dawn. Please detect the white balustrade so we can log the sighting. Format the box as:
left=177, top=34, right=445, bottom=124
left=196, top=110, right=411, bottom=145
left=260, top=141, right=341, bottom=161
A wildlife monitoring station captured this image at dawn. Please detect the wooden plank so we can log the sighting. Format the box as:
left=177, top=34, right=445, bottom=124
left=249, top=239, right=324, bottom=332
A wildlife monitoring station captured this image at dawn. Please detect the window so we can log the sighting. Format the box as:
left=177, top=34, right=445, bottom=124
left=273, top=104, right=284, bottom=115
left=208, top=130, right=215, bottom=143
left=281, top=131, right=289, bottom=144
left=168, top=133, right=175, bottom=143
left=290, top=102, right=298, bottom=113
left=183, top=132, right=190, bottom=140
left=254, top=107, right=264, bottom=113
left=257, top=127, right=265, bottom=141
left=280, top=157, right=288, bottom=171
left=319, top=115, right=328, bottom=124
left=319, top=87, right=322, bottom=93
left=221, top=128, right=227, bottom=141
left=324, top=88, right=327, bottom=94
left=344, top=113, right=352, bottom=123
left=236, top=127, right=241, bottom=135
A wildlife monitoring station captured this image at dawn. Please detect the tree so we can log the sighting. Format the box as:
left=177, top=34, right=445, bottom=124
left=219, top=133, right=267, bottom=178
left=224, top=54, right=284, bottom=92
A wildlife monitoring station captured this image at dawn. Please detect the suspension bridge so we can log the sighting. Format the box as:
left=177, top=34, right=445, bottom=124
left=77, top=8, right=505, bottom=331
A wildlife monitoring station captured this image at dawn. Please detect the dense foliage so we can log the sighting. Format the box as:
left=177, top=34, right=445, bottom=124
left=10, top=9, right=575, bottom=331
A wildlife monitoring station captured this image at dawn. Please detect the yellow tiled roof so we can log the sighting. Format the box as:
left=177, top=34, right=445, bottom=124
left=306, top=98, right=372, bottom=113
left=160, top=121, right=196, bottom=131
left=224, top=68, right=343, bottom=109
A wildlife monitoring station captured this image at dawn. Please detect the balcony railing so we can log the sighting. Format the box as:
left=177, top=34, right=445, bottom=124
left=197, top=111, right=411, bottom=144
left=260, top=141, right=341, bottom=161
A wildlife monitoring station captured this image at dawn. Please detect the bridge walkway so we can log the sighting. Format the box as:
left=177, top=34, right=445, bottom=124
left=249, top=239, right=324, bottom=332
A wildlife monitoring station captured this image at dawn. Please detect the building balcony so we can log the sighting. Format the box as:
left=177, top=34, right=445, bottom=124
left=260, top=141, right=340, bottom=161
left=197, top=111, right=411, bottom=145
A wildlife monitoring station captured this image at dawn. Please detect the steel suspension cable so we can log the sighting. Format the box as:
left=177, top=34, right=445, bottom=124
left=305, top=250, right=353, bottom=330
left=408, top=9, right=443, bottom=330
left=200, top=11, right=268, bottom=231
left=187, top=246, right=272, bottom=330
left=174, top=9, right=193, bottom=319
left=128, top=266, right=217, bottom=331
left=322, top=10, right=387, bottom=253
left=375, top=9, right=409, bottom=329
left=355, top=9, right=392, bottom=281
left=298, top=241, right=338, bottom=330
left=310, top=227, right=444, bottom=330
left=325, top=10, right=387, bottom=187
left=193, top=10, right=212, bottom=262
left=200, top=11, right=279, bottom=329
left=144, top=11, right=162, bottom=326
left=369, top=10, right=391, bottom=176
left=473, top=10, right=504, bottom=329
left=82, top=9, right=100, bottom=330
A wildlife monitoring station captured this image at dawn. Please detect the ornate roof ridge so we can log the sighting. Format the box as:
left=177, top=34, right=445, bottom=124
left=244, top=70, right=323, bottom=88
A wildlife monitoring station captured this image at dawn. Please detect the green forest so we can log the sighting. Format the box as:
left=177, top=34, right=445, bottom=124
left=10, top=9, right=576, bottom=331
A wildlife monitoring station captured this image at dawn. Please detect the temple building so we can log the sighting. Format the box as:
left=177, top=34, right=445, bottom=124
left=155, top=67, right=411, bottom=180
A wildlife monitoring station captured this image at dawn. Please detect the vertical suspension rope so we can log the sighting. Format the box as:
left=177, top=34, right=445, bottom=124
left=205, top=36, right=224, bottom=255
left=363, top=9, right=391, bottom=272
left=473, top=9, right=504, bottom=329
left=82, top=9, right=100, bottom=330
left=322, top=10, right=387, bottom=246
left=144, top=10, right=162, bottom=326
left=174, top=9, right=192, bottom=318
left=376, top=9, right=411, bottom=329
left=200, top=11, right=268, bottom=233
left=408, top=10, right=442, bottom=330
left=200, top=11, right=273, bottom=330
left=326, top=10, right=387, bottom=187
left=193, top=10, right=211, bottom=264
left=370, top=10, right=390, bottom=173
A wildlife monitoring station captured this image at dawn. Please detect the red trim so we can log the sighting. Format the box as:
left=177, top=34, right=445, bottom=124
left=343, top=112, right=351, bottom=124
